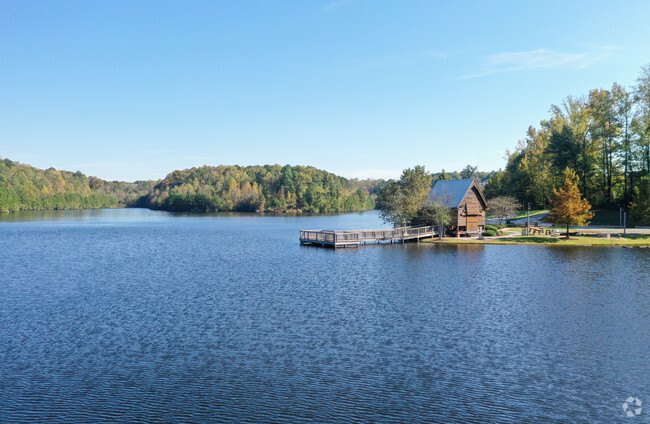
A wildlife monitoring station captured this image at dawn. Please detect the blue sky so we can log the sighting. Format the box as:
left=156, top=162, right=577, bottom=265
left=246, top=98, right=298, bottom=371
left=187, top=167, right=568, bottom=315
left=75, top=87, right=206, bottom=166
left=2, top=0, right=650, bottom=182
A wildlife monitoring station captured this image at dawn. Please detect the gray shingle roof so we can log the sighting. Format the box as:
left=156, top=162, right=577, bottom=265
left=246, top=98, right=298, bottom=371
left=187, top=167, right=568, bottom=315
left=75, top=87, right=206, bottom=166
left=425, top=179, right=475, bottom=208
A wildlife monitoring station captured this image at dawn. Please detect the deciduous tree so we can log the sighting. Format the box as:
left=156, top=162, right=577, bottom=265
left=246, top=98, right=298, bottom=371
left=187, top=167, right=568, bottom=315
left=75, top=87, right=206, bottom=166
left=548, top=168, right=593, bottom=238
left=488, top=196, right=520, bottom=225
left=421, top=199, right=452, bottom=239
left=377, top=165, right=432, bottom=227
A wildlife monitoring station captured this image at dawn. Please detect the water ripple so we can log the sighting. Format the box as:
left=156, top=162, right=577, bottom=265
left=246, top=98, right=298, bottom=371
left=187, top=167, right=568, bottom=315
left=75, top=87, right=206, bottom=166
left=1, top=210, right=648, bottom=423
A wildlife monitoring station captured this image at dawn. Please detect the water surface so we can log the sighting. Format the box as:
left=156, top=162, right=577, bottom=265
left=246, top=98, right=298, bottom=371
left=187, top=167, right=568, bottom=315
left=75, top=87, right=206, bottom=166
left=1, top=209, right=648, bottom=423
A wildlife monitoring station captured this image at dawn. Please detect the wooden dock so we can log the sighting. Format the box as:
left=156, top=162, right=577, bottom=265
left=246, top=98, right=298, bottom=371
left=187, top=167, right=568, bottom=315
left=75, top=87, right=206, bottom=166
left=299, top=225, right=437, bottom=248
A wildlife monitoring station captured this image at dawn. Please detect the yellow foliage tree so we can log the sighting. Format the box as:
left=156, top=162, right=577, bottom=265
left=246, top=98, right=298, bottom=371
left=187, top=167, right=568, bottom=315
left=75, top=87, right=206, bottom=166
left=548, top=168, right=593, bottom=238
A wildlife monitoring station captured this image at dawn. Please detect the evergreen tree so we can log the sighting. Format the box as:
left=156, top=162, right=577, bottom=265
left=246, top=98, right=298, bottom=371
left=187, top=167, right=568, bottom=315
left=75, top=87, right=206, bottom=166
left=493, top=62, right=650, bottom=210
left=460, top=164, right=478, bottom=180
left=483, top=169, right=507, bottom=199
left=629, top=176, right=650, bottom=224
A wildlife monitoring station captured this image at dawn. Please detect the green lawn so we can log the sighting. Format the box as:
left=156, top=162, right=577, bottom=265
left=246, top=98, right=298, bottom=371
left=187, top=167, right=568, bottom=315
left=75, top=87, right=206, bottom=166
left=509, top=209, right=549, bottom=219
left=490, top=234, right=650, bottom=246
left=487, top=209, right=548, bottom=220
left=424, top=233, right=650, bottom=246
left=488, top=208, right=649, bottom=227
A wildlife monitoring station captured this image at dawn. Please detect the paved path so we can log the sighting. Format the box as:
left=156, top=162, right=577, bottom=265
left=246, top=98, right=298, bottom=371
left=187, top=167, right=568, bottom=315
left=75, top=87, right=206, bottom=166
left=571, top=226, right=650, bottom=234
left=487, top=213, right=549, bottom=226
left=488, top=213, right=650, bottom=234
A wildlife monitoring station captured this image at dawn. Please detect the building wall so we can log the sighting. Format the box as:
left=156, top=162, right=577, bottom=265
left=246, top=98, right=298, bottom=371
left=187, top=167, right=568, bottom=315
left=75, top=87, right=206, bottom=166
left=454, top=186, right=486, bottom=232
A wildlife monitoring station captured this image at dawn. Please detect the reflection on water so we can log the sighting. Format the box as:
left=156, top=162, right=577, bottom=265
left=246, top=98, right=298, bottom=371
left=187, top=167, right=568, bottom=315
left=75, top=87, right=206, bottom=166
left=0, top=209, right=648, bottom=423
left=0, top=208, right=173, bottom=222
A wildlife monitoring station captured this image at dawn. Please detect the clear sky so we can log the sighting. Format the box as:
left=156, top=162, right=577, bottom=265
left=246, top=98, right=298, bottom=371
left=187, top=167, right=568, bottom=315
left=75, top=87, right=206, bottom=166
left=2, top=1, right=650, bottom=182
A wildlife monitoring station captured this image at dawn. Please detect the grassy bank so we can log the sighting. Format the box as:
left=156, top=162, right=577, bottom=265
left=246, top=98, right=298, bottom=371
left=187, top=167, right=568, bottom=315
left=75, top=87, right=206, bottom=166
left=423, top=234, right=650, bottom=246
left=486, top=209, right=548, bottom=220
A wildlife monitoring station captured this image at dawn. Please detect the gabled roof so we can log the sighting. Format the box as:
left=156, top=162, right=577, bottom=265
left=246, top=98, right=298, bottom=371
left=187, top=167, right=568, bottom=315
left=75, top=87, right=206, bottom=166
left=425, top=179, right=486, bottom=208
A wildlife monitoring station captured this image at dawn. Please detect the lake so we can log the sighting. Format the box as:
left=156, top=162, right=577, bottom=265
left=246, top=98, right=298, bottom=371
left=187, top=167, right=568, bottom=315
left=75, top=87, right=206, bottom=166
left=1, top=209, right=648, bottom=423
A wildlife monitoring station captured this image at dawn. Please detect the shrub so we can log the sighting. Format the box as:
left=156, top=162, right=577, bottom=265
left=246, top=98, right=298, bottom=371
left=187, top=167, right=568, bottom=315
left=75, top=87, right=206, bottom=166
left=483, top=230, right=497, bottom=237
left=485, top=225, right=498, bottom=232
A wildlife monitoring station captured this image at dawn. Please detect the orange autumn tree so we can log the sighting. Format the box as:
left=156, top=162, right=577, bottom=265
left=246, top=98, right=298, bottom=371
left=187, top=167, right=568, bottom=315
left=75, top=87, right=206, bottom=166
left=548, top=168, right=593, bottom=238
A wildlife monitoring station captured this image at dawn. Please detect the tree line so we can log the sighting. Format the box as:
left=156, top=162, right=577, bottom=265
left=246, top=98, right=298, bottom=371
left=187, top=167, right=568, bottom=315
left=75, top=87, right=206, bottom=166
left=433, top=165, right=494, bottom=183
left=376, top=164, right=597, bottom=237
left=0, top=159, right=384, bottom=214
left=0, top=156, right=492, bottom=217
left=0, top=158, right=155, bottom=213
left=484, top=63, right=650, bottom=223
left=144, top=164, right=381, bottom=213
left=8, top=59, right=650, bottom=223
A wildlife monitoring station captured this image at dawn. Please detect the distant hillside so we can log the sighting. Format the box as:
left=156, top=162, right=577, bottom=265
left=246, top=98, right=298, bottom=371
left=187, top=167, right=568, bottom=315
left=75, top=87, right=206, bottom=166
left=0, top=157, right=155, bottom=213
left=143, top=164, right=383, bottom=213
left=0, top=158, right=383, bottom=214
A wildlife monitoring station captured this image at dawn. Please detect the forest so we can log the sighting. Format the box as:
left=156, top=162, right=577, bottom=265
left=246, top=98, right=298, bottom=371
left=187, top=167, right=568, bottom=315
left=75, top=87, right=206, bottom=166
left=0, top=158, right=154, bottom=213
left=0, top=159, right=383, bottom=214
left=483, top=63, right=650, bottom=222
left=143, top=164, right=381, bottom=213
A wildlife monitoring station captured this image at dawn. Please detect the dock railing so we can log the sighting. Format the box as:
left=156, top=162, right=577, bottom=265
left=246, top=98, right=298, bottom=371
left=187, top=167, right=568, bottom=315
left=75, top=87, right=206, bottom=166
left=300, top=225, right=437, bottom=247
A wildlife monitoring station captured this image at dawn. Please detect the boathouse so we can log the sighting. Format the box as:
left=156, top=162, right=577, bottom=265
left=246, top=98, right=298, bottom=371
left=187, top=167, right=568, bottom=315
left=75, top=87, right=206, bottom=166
left=425, top=179, right=488, bottom=235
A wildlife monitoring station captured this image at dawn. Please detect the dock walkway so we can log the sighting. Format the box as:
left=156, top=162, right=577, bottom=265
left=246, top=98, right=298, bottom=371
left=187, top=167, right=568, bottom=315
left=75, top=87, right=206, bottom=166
left=299, top=225, right=437, bottom=248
